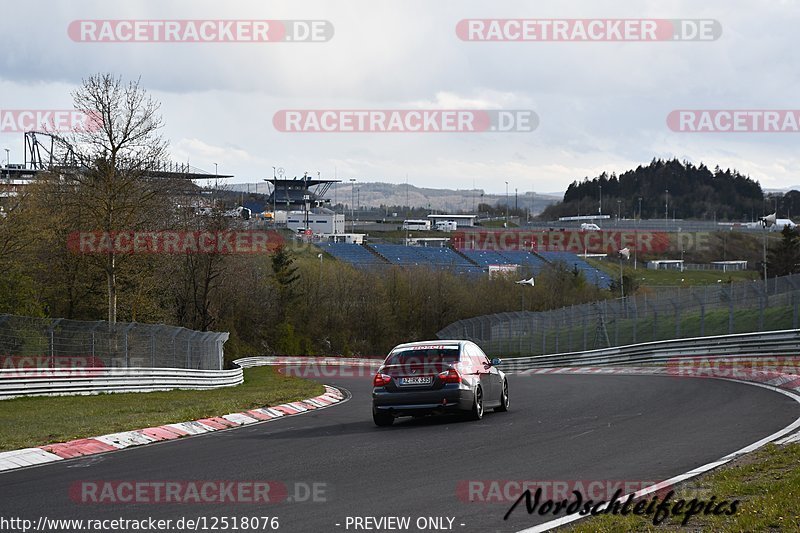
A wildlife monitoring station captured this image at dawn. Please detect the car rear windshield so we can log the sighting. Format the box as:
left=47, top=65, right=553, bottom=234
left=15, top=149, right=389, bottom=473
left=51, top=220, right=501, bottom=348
left=384, top=346, right=461, bottom=366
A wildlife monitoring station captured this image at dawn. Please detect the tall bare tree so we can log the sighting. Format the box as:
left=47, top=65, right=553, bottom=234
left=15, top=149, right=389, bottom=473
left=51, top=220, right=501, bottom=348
left=65, top=73, right=175, bottom=323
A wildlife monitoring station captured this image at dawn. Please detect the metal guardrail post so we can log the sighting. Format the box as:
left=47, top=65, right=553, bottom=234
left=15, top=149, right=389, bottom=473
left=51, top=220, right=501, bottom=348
left=170, top=328, right=182, bottom=368
left=48, top=318, right=63, bottom=366
left=123, top=322, right=136, bottom=367
left=150, top=328, right=157, bottom=367
left=728, top=285, right=735, bottom=333
left=671, top=300, right=680, bottom=339
left=690, top=290, right=705, bottom=337
left=646, top=300, right=658, bottom=341
left=540, top=316, right=546, bottom=354
left=567, top=306, right=573, bottom=353
left=582, top=310, right=588, bottom=351
left=88, top=322, right=102, bottom=360
left=554, top=313, right=560, bottom=354
left=794, top=292, right=799, bottom=330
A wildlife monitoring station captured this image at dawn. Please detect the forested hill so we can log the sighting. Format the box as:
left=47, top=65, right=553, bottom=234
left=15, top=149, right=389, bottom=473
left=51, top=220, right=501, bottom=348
left=540, top=158, right=765, bottom=221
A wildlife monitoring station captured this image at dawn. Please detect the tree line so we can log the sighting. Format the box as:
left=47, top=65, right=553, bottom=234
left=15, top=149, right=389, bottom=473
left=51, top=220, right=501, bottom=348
left=540, top=158, right=770, bottom=221
left=0, top=73, right=612, bottom=362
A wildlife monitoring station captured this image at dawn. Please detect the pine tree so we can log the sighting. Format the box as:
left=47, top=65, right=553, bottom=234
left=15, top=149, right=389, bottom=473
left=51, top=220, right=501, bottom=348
left=767, top=226, right=800, bottom=277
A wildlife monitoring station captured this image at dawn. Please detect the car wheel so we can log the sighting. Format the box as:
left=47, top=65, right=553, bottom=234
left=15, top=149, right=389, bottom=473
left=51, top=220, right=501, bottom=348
left=469, top=386, right=484, bottom=420
left=373, top=409, right=394, bottom=427
left=495, top=379, right=509, bottom=412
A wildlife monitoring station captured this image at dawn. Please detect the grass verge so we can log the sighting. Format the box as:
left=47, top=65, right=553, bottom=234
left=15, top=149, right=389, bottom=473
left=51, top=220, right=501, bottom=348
left=0, top=366, right=324, bottom=452
left=565, top=443, right=800, bottom=532
left=586, top=258, right=759, bottom=287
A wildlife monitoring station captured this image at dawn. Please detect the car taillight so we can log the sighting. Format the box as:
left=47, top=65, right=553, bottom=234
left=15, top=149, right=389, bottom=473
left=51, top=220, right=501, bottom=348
left=373, top=373, right=392, bottom=387
left=438, top=368, right=461, bottom=384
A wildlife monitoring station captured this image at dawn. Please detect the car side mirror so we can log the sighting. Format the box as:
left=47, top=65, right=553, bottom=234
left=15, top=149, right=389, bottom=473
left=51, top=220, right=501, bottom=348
left=490, top=358, right=502, bottom=366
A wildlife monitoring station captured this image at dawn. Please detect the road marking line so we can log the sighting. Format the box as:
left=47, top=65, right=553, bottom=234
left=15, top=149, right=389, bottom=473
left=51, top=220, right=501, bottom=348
left=516, top=377, right=800, bottom=533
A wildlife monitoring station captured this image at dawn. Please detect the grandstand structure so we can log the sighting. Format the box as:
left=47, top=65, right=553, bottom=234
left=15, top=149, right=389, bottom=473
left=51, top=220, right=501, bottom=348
left=314, top=242, right=613, bottom=288
left=265, top=174, right=339, bottom=210
left=1, top=131, right=233, bottom=200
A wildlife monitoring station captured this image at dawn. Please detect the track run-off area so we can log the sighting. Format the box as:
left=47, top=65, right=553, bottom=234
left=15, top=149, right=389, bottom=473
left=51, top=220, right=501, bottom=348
left=1, top=372, right=798, bottom=533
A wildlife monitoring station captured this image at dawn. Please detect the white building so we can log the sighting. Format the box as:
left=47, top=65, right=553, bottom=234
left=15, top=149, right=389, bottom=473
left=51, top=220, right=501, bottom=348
left=287, top=209, right=345, bottom=234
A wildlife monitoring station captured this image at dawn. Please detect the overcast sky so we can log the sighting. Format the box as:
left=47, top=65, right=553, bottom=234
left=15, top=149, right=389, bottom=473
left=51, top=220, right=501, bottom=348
left=1, top=0, right=798, bottom=194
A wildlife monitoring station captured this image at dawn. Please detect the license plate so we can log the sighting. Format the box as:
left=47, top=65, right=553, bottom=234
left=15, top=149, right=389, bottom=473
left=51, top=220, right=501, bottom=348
left=401, top=376, right=432, bottom=385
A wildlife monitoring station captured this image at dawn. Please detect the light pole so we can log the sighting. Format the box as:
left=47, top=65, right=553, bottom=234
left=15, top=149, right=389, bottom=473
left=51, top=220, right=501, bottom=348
left=505, top=181, right=509, bottom=227
left=665, top=189, right=669, bottom=228
left=617, top=200, right=621, bottom=224
left=3, top=148, right=9, bottom=184
left=303, top=193, right=311, bottom=235
left=349, top=178, right=356, bottom=232
left=212, top=163, right=219, bottom=207
left=272, top=166, right=277, bottom=219
left=763, top=226, right=768, bottom=292
left=638, top=197, right=642, bottom=225
left=598, top=184, right=602, bottom=214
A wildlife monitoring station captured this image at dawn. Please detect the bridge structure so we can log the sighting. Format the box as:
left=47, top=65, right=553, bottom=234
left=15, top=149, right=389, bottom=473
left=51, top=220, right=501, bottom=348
left=0, top=131, right=233, bottom=199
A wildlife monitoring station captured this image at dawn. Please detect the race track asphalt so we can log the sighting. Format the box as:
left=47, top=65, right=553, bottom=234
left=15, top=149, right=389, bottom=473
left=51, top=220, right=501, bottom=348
left=0, top=372, right=798, bottom=533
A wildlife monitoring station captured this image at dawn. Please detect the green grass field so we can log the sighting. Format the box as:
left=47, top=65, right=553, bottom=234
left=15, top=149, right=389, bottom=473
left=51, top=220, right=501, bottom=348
left=0, top=366, right=324, bottom=451
left=586, top=258, right=760, bottom=287
left=567, top=443, right=800, bottom=532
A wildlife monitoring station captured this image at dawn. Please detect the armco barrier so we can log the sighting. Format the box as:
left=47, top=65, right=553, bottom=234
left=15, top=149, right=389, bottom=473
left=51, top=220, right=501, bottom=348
left=0, top=367, right=243, bottom=400
left=234, top=356, right=382, bottom=369
left=0, top=356, right=378, bottom=400
left=236, top=333, right=800, bottom=375
left=497, top=329, right=800, bottom=372
left=5, top=329, right=797, bottom=400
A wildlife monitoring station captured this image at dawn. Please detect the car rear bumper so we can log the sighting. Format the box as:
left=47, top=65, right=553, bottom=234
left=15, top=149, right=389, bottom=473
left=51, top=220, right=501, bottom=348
left=372, top=387, right=474, bottom=416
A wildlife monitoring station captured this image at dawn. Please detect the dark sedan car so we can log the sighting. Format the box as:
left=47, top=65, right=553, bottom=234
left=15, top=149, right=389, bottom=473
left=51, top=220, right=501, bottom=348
left=371, top=340, right=508, bottom=426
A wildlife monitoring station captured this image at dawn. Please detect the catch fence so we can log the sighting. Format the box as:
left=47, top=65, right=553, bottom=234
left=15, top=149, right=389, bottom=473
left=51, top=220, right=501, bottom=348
left=0, top=314, right=228, bottom=370
left=437, top=274, right=800, bottom=356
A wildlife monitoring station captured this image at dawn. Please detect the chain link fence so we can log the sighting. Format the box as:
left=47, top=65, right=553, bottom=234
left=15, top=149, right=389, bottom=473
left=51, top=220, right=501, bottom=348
left=0, top=315, right=229, bottom=370
left=437, top=274, right=800, bottom=357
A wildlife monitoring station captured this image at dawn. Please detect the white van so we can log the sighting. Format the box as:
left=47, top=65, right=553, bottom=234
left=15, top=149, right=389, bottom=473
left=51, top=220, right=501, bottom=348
left=580, top=223, right=601, bottom=231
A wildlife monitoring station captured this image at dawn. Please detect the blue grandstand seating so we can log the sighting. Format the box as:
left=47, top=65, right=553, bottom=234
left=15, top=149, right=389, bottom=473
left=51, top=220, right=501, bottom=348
left=316, top=243, right=388, bottom=267
left=537, top=251, right=613, bottom=289
left=369, top=244, right=474, bottom=268
left=316, top=243, right=612, bottom=286
left=461, top=249, right=547, bottom=273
